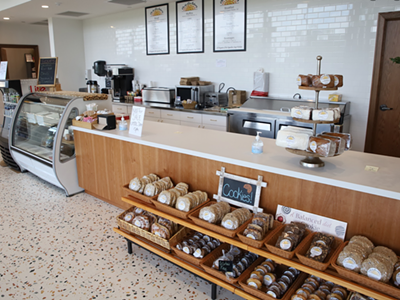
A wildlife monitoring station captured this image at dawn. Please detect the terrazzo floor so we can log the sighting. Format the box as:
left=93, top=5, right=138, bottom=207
left=0, top=159, right=246, bottom=300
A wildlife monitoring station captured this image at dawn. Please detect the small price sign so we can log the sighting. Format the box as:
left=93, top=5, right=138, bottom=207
left=218, top=261, right=233, bottom=272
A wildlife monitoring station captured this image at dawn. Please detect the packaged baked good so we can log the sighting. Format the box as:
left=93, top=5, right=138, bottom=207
left=297, top=75, right=312, bottom=87
left=360, top=256, right=392, bottom=282
left=321, top=132, right=352, bottom=150
left=307, top=136, right=336, bottom=157
left=312, top=74, right=335, bottom=88
left=221, top=208, right=251, bottom=230
left=129, top=173, right=160, bottom=193
left=372, top=246, right=398, bottom=265
left=276, top=127, right=313, bottom=150
left=317, top=134, right=345, bottom=155
left=349, top=236, right=374, bottom=254
left=393, top=268, right=400, bottom=287
left=334, top=75, right=343, bottom=87
left=306, top=242, right=330, bottom=262
left=312, top=108, right=337, bottom=122
left=291, top=106, right=313, bottom=120
left=336, top=245, right=365, bottom=273
left=199, top=202, right=230, bottom=224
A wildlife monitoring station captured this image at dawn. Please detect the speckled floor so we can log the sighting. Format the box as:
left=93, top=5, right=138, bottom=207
left=0, top=159, right=245, bottom=300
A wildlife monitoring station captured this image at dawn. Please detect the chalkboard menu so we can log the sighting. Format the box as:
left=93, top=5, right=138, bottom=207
left=213, top=167, right=267, bottom=213
left=37, top=57, right=58, bottom=86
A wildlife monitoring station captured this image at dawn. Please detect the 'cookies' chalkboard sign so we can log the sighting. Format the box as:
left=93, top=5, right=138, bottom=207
left=37, top=57, right=58, bottom=86
left=213, top=167, right=267, bottom=213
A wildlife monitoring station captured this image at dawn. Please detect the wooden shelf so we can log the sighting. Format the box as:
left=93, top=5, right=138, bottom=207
left=113, top=227, right=259, bottom=300
left=298, top=86, right=338, bottom=91
left=120, top=196, right=397, bottom=300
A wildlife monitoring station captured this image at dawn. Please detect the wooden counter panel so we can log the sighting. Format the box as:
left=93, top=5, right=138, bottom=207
left=75, top=131, right=400, bottom=252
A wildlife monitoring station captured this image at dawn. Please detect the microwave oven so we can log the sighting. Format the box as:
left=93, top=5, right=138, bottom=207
left=175, top=85, right=214, bottom=106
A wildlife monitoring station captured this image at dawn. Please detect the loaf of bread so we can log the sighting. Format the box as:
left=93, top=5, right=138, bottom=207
left=321, top=132, right=352, bottom=150
left=276, top=127, right=313, bottom=150
left=307, top=136, right=336, bottom=157
left=312, top=74, right=335, bottom=88
left=312, top=108, right=336, bottom=121
left=296, top=75, right=312, bottom=87
left=291, top=106, right=312, bottom=120
left=317, top=134, right=345, bottom=155
left=334, top=75, right=344, bottom=87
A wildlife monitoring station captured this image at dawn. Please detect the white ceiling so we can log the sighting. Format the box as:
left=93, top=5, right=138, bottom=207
left=0, top=0, right=172, bottom=25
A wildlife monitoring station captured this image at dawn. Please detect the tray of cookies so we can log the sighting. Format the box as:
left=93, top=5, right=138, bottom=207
left=237, top=213, right=283, bottom=248
left=170, top=229, right=221, bottom=267
left=239, top=259, right=304, bottom=300
left=117, top=206, right=186, bottom=250
left=295, top=232, right=344, bottom=271
left=151, top=183, right=210, bottom=219
left=200, top=243, right=260, bottom=284
left=331, top=237, right=400, bottom=299
left=264, top=222, right=313, bottom=259
left=122, top=174, right=173, bottom=204
left=188, top=201, right=253, bottom=238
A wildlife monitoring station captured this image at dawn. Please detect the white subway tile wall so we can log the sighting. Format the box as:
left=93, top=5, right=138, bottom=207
left=83, top=0, right=400, bottom=151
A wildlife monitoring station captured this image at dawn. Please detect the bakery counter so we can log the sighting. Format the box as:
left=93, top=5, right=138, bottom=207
left=72, top=121, right=400, bottom=253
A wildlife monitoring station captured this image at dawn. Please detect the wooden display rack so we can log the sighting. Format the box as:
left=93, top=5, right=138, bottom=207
left=113, top=196, right=397, bottom=300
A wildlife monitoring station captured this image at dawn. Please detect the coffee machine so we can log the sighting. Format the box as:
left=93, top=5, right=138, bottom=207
left=110, top=67, right=134, bottom=102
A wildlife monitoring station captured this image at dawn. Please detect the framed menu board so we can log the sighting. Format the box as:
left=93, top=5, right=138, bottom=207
left=37, top=57, right=58, bottom=86
left=145, top=4, right=170, bottom=55
left=213, top=0, right=247, bottom=52
left=176, top=0, right=204, bottom=54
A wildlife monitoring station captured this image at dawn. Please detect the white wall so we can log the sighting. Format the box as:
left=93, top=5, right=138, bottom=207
left=0, top=22, right=50, bottom=57
left=48, top=18, right=86, bottom=92
left=86, top=0, right=397, bottom=151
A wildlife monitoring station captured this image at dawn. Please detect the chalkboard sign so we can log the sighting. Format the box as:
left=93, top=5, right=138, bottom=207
left=213, top=167, right=267, bottom=213
left=37, top=57, right=58, bottom=86
left=218, top=261, right=233, bottom=272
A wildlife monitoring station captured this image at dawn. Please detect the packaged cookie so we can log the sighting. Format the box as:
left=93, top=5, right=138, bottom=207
left=221, top=208, right=251, bottom=230
left=336, top=246, right=365, bottom=273
left=393, top=268, right=400, bottom=287
left=306, top=243, right=330, bottom=262
left=360, top=256, right=392, bottom=282
left=199, top=202, right=230, bottom=224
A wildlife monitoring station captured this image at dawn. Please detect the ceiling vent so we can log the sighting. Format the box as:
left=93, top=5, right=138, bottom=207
left=108, top=0, right=146, bottom=5
left=31, top=20, right=48, bottom=25
left=57, top=11, right=89, bottom=17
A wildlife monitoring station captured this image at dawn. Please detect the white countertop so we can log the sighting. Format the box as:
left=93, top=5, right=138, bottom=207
left=72, top=121, right=400, bottom=201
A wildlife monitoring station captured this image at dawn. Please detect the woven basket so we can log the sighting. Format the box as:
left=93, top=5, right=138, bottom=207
left=331, top=241, right=400, bottom=299
left=237, top=220, right=283, bottom=249
left=182, top=102, right=196, bottom=109
left=151, top=198, right=210, bottom=220
left=264, top=225, right=313, bottom=259
left=239, top=268, right=307, bottom=300
left=188, top=201, right=253, bottom=238
left=122, top=184, right=157, bottom=204
left=295, top=232, right=344, bottom=271
left=200, top=244, right=263, bottom=284
left=116, top=207, right=187, bottom=250
left=170, top=228, right=214, bottom=267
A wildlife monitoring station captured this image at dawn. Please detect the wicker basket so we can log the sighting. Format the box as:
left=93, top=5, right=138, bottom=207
left=122, top=184, right=158, bottom=204
left=239, top=268, right=307, bottom=300
left=331, top=241, right=400, bottom=299
left=188, top=201, right=253, bottom=238
left=170, top=228, right=214, bottom=267
left=237, top=220, right=283, bottom=249
left=200, top=244, right=263, bottom=284
left=264, top=225, right=313, bottom=259
left=182, top=102, right=196, bottom=109
left=151, top=197, right=210, bottom=220
left=295, top=232, right=344, bottom=271
left=116, top=207, right=187, bottom=250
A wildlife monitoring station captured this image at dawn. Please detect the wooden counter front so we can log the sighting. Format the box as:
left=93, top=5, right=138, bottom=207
left=74, top=130, right=400, bottom=253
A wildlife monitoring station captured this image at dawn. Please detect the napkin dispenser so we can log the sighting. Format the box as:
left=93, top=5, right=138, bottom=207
left=96, top=114, right=116, bottom=130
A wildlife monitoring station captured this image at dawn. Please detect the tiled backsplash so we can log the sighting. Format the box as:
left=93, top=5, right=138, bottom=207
left=83, top=0, right=400, bottom=151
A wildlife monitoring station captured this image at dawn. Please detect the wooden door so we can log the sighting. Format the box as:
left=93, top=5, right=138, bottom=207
left=365, top=12, right=400, bottom=157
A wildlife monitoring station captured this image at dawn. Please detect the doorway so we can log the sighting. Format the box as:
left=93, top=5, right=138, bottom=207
left=0, top=44, right=39, bottom=80
left=365, top=12, right=400, bottom=157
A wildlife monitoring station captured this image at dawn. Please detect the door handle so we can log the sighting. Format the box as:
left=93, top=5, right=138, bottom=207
left=380, top=104, right=393, bottom=111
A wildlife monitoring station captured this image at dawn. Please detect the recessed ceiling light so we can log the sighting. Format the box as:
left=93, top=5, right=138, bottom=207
left=42, top=5, right=49, bottom=8
left=3, top=17, right=10, bottom=20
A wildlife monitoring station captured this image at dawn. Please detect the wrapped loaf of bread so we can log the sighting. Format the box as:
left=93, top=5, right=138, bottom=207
left=317, top=134, right=346, bottom=155
left=321, top=132, right=352, bottom=150
left=334, top=75, right=344, bottom=87
left=291, top=106, right=312, bottom=120
left=276, top=127, right=313, bottom=150
left=307, top=136, right=336, bottom=157
left=199, top=201, right=230, bottom=224
left=296, top=75, right=312, bottom=87
left=312, top=74, right=335, bottom=88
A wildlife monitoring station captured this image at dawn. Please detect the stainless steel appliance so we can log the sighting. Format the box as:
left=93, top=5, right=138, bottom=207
left=227, top=97, right=350, bottom=139
left=204, top=92, right=228, bottom=107
left=175, top=85, right=214, bottom=107
left=142, top=87, right=175, bottom=107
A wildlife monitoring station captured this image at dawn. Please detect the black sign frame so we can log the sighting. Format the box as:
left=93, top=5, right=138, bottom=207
left=213, top=167, right=266, bottom=213
left=37, top=57, right=58, bottom=87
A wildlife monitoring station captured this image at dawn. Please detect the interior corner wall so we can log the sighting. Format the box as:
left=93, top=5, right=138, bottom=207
left=48, top=18, right=85, bottom=91
left=0, top=22, right=50, bottom=57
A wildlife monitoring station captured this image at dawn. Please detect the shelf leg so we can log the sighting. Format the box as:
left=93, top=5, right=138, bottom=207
left=125, top=238, right=133, bottom=254
left=211, top=283, right=217, bottom=300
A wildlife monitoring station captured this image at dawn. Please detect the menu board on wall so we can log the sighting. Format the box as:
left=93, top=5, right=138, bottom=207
left=176, top=0, right=204, bottom=54
left=37, top=57, right=58, bottom=86
left=145, top=4, right=170, bottom=55
left=213, top=0, right=247, bottom=52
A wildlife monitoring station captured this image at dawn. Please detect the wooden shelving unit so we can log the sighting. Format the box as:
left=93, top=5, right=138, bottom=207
left=113, top=196, right=397, bottom=300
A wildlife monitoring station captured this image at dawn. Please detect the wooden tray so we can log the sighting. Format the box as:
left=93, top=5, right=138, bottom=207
left=116, top=206, right=187, bottom=250
left=331, top=241, right=400, bottom=299
left=200, top=244, right=263, bottom=285
left=298, top=86, right=338, bottom=91
left=151, top=197, right=210, bottom=220
left=239, top=264, right=307, bottom=300
left=292, top=117, right=340, bottom=124
left=237, top=220, right=283, bottom=249
left=122, top=184, right=158, bottom=204
left=295, top=232, right=344, bottom=271
left=170, top=228, right=214, bottom=267
left=264, top=224, right=313, bottom=259
left=188, top=201, right=253, bottom=238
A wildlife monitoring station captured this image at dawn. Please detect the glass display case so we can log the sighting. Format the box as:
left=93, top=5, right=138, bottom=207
left=10, top=92, right=102, bottom=196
